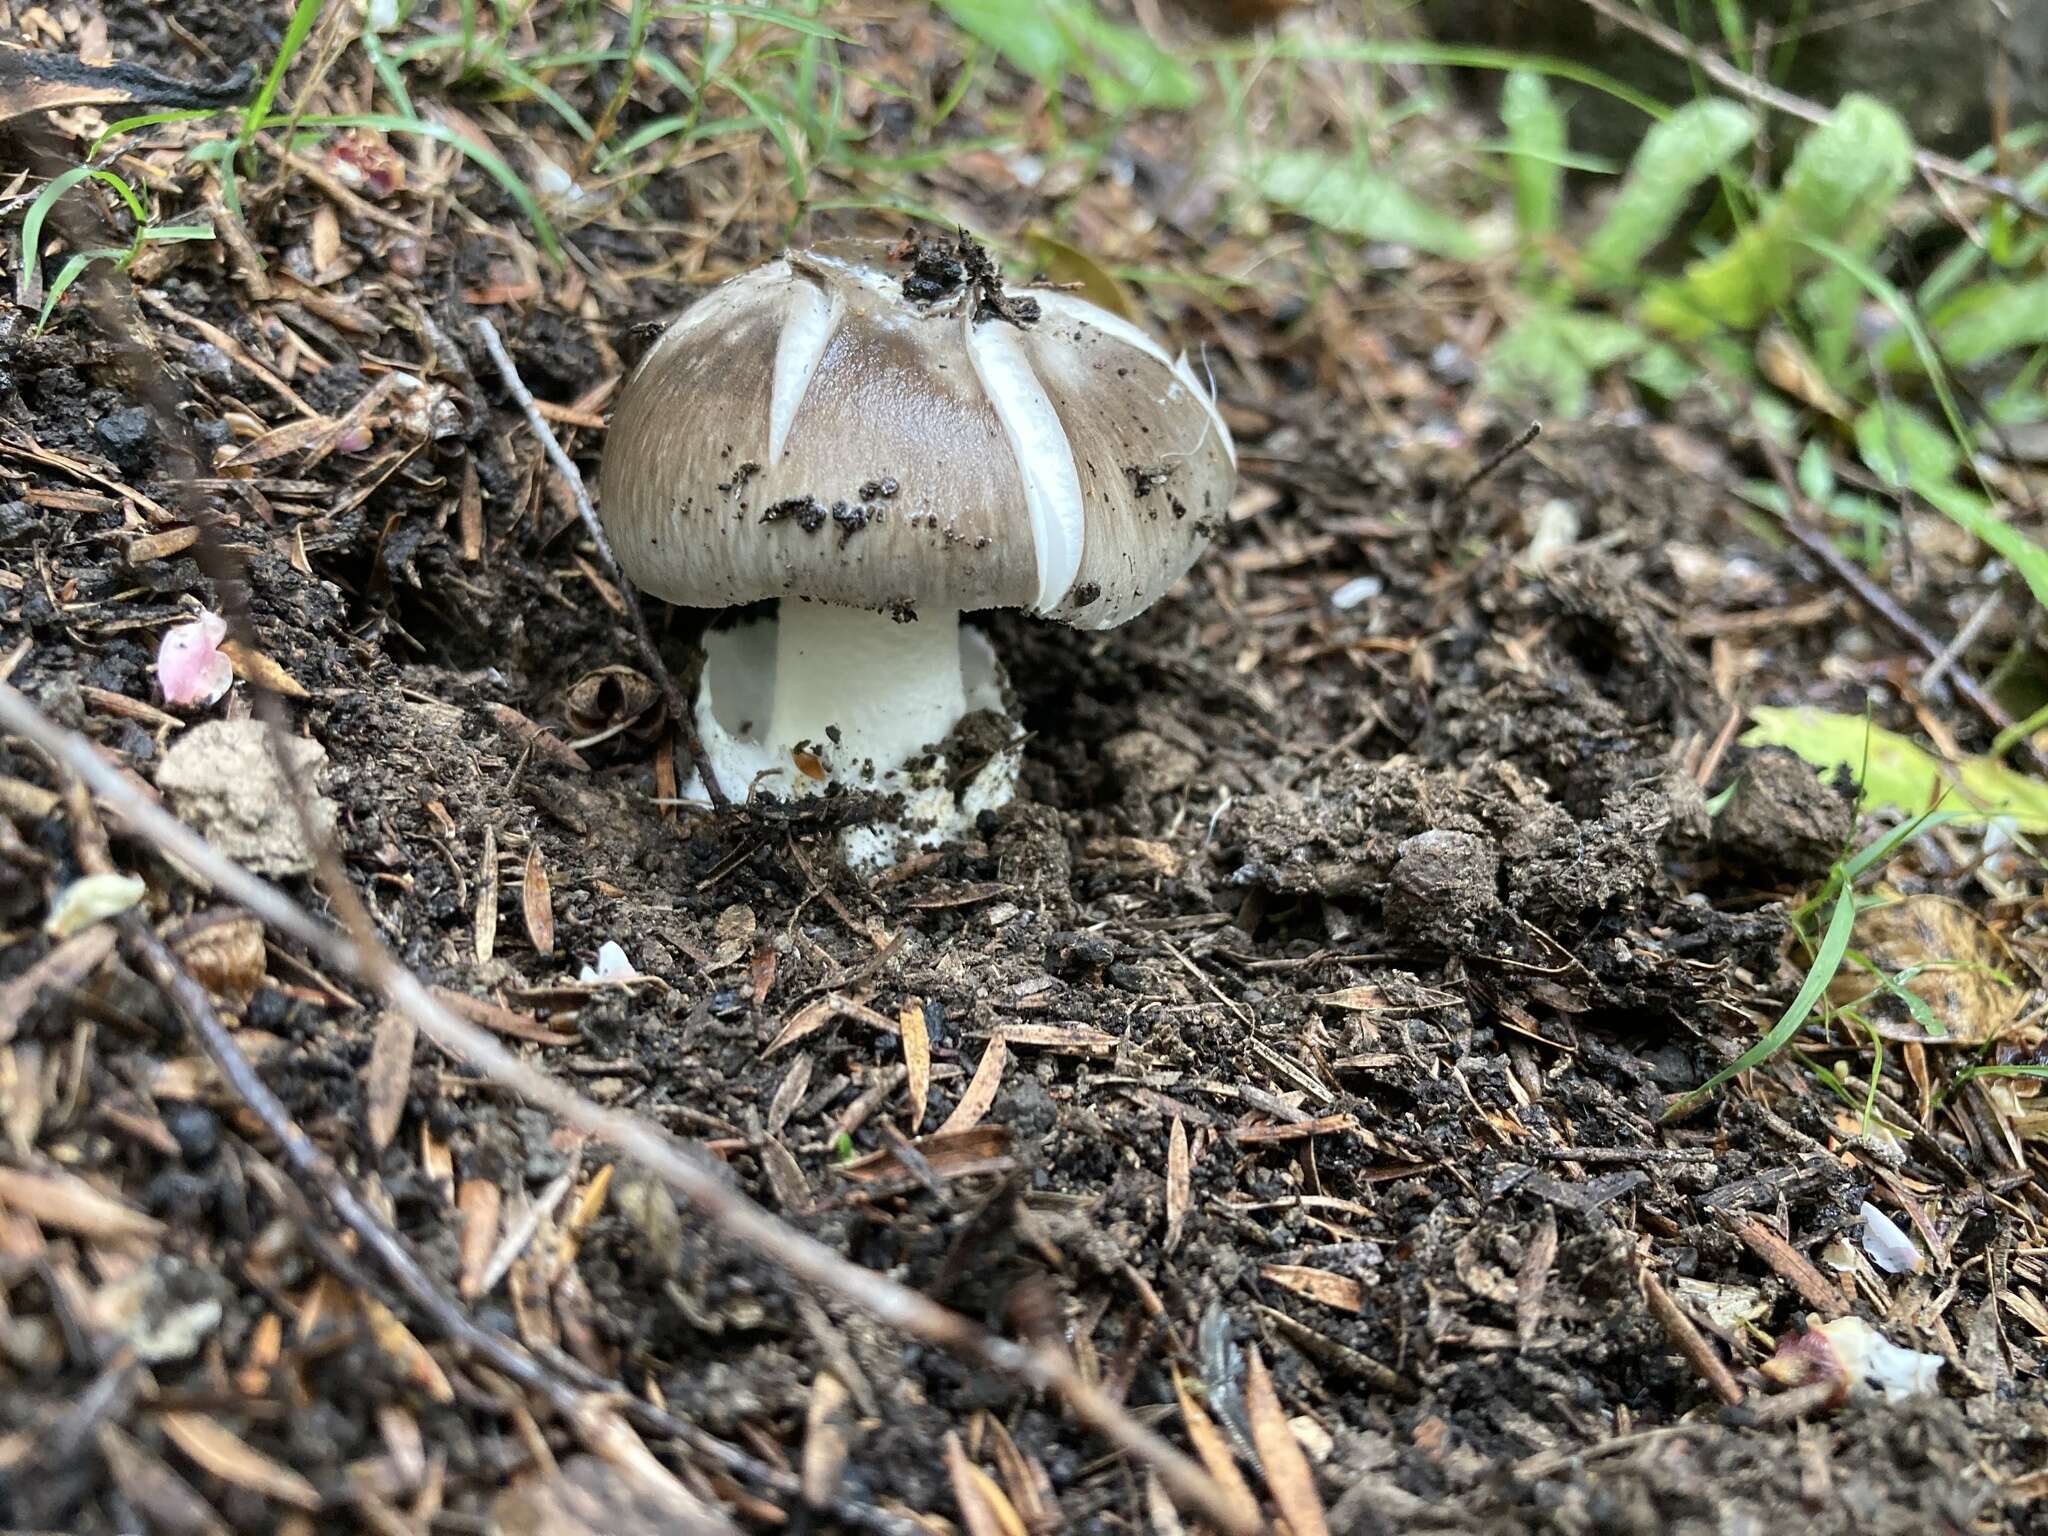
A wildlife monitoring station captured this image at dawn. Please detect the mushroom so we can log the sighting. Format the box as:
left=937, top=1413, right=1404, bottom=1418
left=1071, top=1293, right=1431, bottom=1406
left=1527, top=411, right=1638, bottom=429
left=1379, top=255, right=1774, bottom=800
left=601, top=235, right=1235, bottom=862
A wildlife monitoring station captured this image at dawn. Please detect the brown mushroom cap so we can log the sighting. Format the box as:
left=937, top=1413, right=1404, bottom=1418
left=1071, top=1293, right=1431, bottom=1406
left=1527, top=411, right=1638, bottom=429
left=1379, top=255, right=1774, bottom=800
left=599, top=240, right=1235, bottom=629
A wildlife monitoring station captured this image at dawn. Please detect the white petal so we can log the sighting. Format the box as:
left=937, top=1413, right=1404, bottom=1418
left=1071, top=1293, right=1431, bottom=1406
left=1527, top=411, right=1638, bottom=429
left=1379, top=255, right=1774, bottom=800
left=1860, top=1200, right=1923, bottom=1275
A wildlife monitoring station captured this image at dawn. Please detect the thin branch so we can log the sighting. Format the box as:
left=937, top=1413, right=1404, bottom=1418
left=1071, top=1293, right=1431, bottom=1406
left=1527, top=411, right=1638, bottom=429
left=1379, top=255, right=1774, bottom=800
left=0, top=678, right=1257, bottom=1536
left=1571, top=0, right=2048, bottom=222
left=1451, top=420, right=1542, bottom=504
left=469, top=316, right=728, bottom=807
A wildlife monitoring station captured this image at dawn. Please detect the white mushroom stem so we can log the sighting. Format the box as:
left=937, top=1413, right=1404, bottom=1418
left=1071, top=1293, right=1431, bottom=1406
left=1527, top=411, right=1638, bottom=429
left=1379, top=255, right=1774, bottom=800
left=761, top=601, right=967, bottom=779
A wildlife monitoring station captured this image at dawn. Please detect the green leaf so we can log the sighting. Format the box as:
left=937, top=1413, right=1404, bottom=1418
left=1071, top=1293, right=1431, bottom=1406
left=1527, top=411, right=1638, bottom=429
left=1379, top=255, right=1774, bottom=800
left=1255, top=150, right=1481, bottom=259
left=1581, top=99, right=1752, bottom=285
left=1501, top=70, right=1566, bottom=244
left=1744, top=706, right=2048, bottom=829
left=1642, top=95, right=1911, bottom=337
left=35, top=247, right=127, bottom=333
left=1915, top=277, right=2048, bottom=370
left=20, top=166, right=145, bottom=303
left=1853, top=401, right=1962, bottom=489
left=1668, top=881, right=1857, bottom=1117
left=935, top=0, right=1066, bottom=82
left=1064, top=4, right=1202, bottom=110
left=1483, top=306, right=1646, bottom=416
left=88, top=108, right=225, bottom=160
left=237, top=0, right=328, bottom=162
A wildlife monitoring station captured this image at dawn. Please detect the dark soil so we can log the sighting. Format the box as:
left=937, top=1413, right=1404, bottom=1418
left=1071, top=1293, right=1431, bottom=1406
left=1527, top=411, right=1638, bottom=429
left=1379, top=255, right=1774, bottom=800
left=4, top=6, right=2048, bottom=1534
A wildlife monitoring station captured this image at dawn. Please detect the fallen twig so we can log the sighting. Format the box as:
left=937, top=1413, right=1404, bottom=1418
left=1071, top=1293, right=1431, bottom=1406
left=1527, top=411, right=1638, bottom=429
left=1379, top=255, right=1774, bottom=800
left=1640, top=1266, right=1744, bottom=1408
left=469, top=316, right=728, bottom=806
left=1571, top=0, right=2048, bottom=223
left=0, top=678, right=1257, bottom=1536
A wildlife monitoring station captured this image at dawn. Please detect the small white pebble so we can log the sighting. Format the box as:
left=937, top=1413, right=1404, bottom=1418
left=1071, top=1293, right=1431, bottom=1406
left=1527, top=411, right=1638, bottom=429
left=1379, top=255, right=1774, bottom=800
left=1330, top=575, right=1383, bottom=611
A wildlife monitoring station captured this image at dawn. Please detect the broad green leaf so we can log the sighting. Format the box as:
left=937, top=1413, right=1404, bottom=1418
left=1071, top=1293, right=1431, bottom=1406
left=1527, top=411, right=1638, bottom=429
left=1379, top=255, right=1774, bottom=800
left=1256, top=150, right=1481, bottom=259
left=1501, top=70, right=1565, bottom=245
left=1627, top=340, right=1702, bottom=400
left=1581, top=99, right=1752, bottom=285
left=937, top=0, right=1066, bottom=82
left=1482, top=306, right=1645, bottom=416
left=1745, top=706, right=2048, bottom=829
left=1853, top=401, right=1962, bottom=489
left=1066, top=4, right=1202, bottom=110
left=1913, top=277, right=2048, bottom=370
left=1643, top=95, right=1911, bottom=337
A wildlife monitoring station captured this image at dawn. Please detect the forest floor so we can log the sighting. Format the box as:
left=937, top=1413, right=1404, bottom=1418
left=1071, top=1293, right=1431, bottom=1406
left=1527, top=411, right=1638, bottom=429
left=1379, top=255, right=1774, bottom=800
left=4, top=3, right=2048, bottom=1534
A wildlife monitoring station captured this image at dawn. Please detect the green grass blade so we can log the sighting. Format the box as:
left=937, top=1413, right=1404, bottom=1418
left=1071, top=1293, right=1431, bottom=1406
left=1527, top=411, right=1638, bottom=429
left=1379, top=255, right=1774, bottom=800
left=237, top=0, right=328, bottom=163
left=35, top=247, right=127, bottom=333
left=285, top=112, right=558, bottom=256
left=22, top=167, right=145, bottom=299
left=88, top=108, right=225, bottom=159
left=1667, top=882, right=1857, bottom=1118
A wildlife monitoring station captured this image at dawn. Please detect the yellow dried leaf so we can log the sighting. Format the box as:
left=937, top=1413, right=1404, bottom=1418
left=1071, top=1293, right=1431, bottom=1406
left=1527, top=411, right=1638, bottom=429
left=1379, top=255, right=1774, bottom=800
left=159, top=1411, right=321, bottom=1510
left=902, top=1004, right=931, bottom=1133
left=1260, top=1263, right=1363, bottom=1314
left=937, top=1034, right=1007, bottom=1135
left=1245, top=1347, right=1330, bottom=1536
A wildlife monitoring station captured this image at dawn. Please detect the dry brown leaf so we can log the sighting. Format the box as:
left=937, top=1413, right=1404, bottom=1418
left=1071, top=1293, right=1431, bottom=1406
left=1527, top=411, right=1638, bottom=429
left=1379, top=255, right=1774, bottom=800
left=1144, top=1469, right=1188, bottom=1536
left=0, top=925, right=116, bottom=1043
left=750, top=941, right=778, bottom=1005
left=220, top=640, right=311, bottom=699
left=475, top=826, right=498, bottom=964
left=945, top=1433, right=1023, bottom=1536
left=559, top=1163, right=615, bottom=1264
left=760, top=1134, right=814, bottom=1212
left=800, top=1369, right=856, bottom=1508
left=1170, top=1368, right=1261, bottom=1533
left=364, top=1010, right=417, bottom=1154
left=981, top=1413, right=1058, bottom=1533
left=1165, top=1117, right=1191, bottom=1254
left=215, top=414, right=340, bottom=470
left=995, top=1022, right=1117, bottom=1056
left=457, top=1177, right=503, bottom=1299
left=1260, top=1263, right=1363, bottom=1314
left=1245, top=1346, right=1330, bottom=1536
left=97, top=1422, right=230, bottom=1536
left=1826, top=894, right=2023, bottom=1045
left=938, top=1033, right=1007, bottom=1135
left=566, top=1397, right=731, bottom=1529
left=361, top=1296, right=454, bottom=1403
left=902, top=1003, right=931, bottom=1133
left=159, top=1411, right=322, bottom=1511
left=839, top=1125, right=1012, bottom=1183
left=0, top=1165, right=162, bottom=1241
left=766, top=1054, right=811, bottom=1138
left=167, top=911, right=266, bottom=1004
left=523, top=846, right=555, bottom=956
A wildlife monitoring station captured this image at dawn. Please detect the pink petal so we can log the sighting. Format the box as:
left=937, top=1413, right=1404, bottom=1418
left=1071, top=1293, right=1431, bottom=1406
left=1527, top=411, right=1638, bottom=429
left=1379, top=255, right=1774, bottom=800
left=157, top=611, right=234, bottom=707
